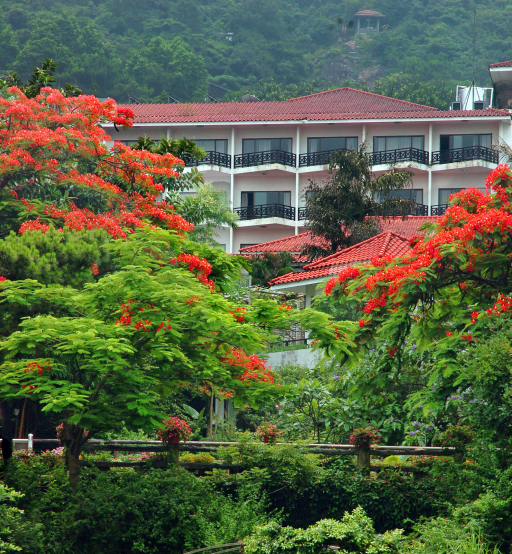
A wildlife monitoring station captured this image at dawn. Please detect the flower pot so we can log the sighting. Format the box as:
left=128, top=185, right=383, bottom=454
left=167, top=435, right=180, bottom=444
left=263, top=435, right=269, bottom=444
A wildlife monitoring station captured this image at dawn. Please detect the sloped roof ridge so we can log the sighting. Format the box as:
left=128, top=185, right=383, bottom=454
left=238, top=232, right=310, bottom=252
left=304, top=231, right=409, bottom=270
left=286, top=87, right=440, bottom=111
left=489, top=60, right=512, bottom=68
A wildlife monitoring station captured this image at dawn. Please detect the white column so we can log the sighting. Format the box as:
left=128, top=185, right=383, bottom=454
left=362, top=124, right=367, bottom=147
left=428, top=123, right=433, bottom=213
left=167, top=127, right=171, bottom=140
left=229, top=126, right=235, bottom=253
left=295, top=125, right=300, bottom=234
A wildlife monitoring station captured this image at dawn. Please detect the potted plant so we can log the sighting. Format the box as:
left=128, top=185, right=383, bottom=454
left=255, top=422, right=283, bottom=444
left=349, top=426, right=381, bottom=469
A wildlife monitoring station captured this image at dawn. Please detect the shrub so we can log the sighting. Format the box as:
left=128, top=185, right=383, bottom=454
left=243, top=506, right=403, bottom=554
left=157, top=417, right=193, bottom=443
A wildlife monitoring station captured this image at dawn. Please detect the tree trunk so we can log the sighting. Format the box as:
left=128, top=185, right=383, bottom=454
left=68, top=449, right=81, bottom=493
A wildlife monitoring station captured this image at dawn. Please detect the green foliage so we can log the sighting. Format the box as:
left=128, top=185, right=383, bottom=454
left=249, top=253, right=294, bottom=288
left=5, top=456, right=270, bottom=554
left=176, top=184, right=239, bottom=245
left=243, top=507, right=404, bottom=554
left=0, top=482, right=43, bottom=553
left=0, top=227, right=111, bottom=286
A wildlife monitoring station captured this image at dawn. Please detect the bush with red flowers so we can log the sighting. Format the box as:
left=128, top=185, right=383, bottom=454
left=254, top=422, right=283, bottom=443
left=349, top=426, right=381, bottom=448
left=157, top=417, right=192, bottom=443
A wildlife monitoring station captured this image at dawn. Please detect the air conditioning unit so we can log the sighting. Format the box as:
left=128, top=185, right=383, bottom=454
left=450, top=101, right=462, bottom=111
left=473, top=101, right=485, bottom=110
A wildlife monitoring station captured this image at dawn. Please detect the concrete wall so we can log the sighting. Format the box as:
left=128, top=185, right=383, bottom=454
left=266, top=347, right=322, bottom=370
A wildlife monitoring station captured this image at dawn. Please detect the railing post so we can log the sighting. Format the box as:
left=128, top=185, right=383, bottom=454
left=357, top=446, right=371, bottom=470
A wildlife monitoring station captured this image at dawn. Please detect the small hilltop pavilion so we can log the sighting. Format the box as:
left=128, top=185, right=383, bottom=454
left=354, top=10, right=385, bottom=34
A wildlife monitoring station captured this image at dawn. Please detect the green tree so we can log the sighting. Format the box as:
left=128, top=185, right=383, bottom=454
left=302, top=147, right=413, bottom=260
left=374, top=72, right=453, bottom=109
left=249, top=252, right=294, bottom=287
left=125, top=37, right=208, bottom=102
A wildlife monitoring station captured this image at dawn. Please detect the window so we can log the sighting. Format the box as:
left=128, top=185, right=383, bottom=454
left=242, top=138, right=292, bottom=153
left=440, top=134, right=491, bottom=151
left=376, top=189, right=424, bottom=204
left=438, top=188, right=485, bottom=204
left=241, top=191, right=291, bottom=207
left=193, top=139, right=228, bottom=153
left=307, top=137, right=358, bottom=153
left=373, top=136, right=425, bottom=152
left=120, top=140, right=139, bottom=146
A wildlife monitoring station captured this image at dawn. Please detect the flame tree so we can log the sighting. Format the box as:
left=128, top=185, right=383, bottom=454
left=307, top=165, right=512, bottom=443
left=0, top=86, right=293, bottom=489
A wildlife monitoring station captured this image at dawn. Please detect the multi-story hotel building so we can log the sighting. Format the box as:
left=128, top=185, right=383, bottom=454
left=104, top=83, right=510, bottom=254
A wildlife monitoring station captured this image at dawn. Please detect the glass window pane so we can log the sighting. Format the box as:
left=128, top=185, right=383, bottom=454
left=254, top=192, right=267, bottom=205
left=280, top=139, right=292, bottom=152
left=243, top=140, right=255, bottom=154
left=479, top=134, right=491, bottom=148
left=195, top=139, right=215, bottom=151
left=321, top=137, right=347, bottom=151
left=374, top=137, right=386, bottom=152
left=215, top=139, right=228, bottom=153
left=279, top=191, right=291, bottom=205
left=412, top=136, right=424, bottom=150
left=308, top=138, right=321, bottom=153
left=346, top=137, right=358, bottom=150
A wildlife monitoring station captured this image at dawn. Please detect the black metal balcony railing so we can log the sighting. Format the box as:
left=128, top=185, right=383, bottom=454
left=188, top=151, right=231, bottom=168
left=298, top=207, right=308, bottom=220
left=234, top=150, right=296, bottom=168
left=299, top=149, right=350, bottom=167
left=233, top=203, right=296, bottom=221
left=370, top=148, right=429, bottom=166
left=431, top=146, right=498, bottom=165
left=431, top=204, right=449, bottom=216
left=380, top=202, right=429, bottom=216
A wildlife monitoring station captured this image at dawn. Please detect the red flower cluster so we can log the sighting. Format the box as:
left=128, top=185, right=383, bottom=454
left=230, top=307, right=246, bottom=322
left=221, top=347, right=276, bottom=384
left=170, top=253, right=214, bottom=290
left=23, top=361, right=51, bottom=375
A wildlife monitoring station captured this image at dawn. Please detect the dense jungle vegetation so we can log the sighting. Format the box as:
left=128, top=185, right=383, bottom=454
left=1, top=0, right=511, bottom=106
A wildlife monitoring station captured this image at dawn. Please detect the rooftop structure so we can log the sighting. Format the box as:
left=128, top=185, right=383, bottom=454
left=489, top=60, right=512, bottom=109
left=269, top=231, right=412, bottom=298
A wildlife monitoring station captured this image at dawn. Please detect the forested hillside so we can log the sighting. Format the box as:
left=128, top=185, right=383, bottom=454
left=1, top=0, right=511, bottom=107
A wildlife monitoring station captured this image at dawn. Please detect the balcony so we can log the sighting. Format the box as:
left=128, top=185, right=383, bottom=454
left=370, top=148, right=429, bottom=166
left=298, top=207, right=308, bottom=220
left=233, top=203, right=295, bottom=221
left=234, top=150, right=296, bottom=168
left=431, top=204, right=448, bottom=216
left=188, top=151, right=231, bottom=168
left=299, top=149, right=350, bottom=167
left=431, top=146, right=498, bottom=165
left=380, top=203, right=429, bottom=216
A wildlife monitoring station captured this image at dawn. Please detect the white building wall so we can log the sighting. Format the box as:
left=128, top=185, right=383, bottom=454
left=105, top=115, right=511, bottom=253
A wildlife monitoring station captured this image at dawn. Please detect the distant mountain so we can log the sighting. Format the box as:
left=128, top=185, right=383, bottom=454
left=1, top=0, right=510, bottom=107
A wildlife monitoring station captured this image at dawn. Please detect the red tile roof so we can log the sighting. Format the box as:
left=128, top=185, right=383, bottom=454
left=270, top=232, right=411, bottom=285
left=120, top=88, right=507, bottom=124
left=356, top=10, right=384, bottom=16
left=239, top=216, right=437, bottom=261
left=270, top=231, right=411, bottom=286
left=489, top=61, right=512, bottom=68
